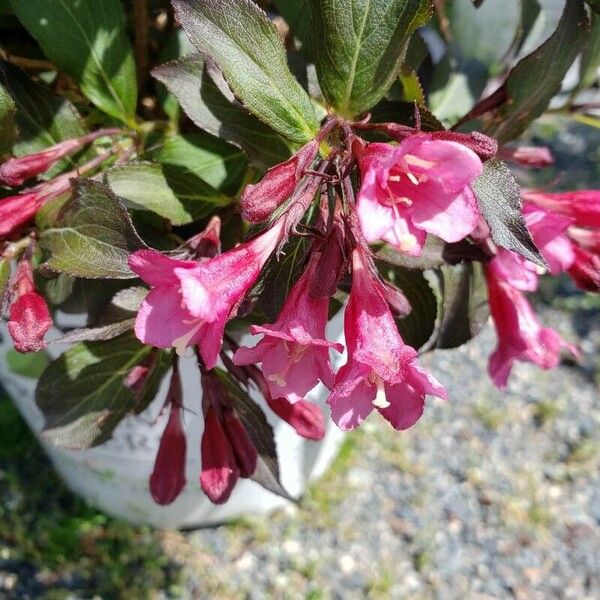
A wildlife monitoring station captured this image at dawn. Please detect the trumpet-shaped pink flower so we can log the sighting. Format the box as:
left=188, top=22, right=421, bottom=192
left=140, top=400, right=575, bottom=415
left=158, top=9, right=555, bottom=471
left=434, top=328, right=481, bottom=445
left=498, top=146, right=554, bottom=168
left=130, top=220, right=284, bottom=368
left=149, top=366, right=187, bottom=506
left=233, top=252, right=343, bottom=402
left=567, top=245, right=600, bottom=292
left=355, top=135, right=483, bottom=255
left=524, top=190, right=600, bottom=228
left=240, top=140, right=319, bottom=223
left=327, top=248, right=446, bottom=431
left=486, top=262, right=578, bottom=389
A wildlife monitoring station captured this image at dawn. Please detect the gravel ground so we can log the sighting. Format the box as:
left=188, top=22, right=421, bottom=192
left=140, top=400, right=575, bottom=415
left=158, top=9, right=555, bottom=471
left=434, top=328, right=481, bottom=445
left=154, top=305, right=599, bottom=600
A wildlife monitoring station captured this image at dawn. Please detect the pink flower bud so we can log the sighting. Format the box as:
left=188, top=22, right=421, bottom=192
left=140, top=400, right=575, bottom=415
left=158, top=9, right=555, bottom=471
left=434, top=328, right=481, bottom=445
left=267, top=396, right=325, bottom=441
left=0, top=129, right=120, bottom=187
left=499, top=146, right=554, bottom=168
left=185, top=215, right=221, bottom=258
left=149, top=368, right=187, bottom=505
left=7, top=292, right=52, bottom=353
left=524, top=190, right=600, bottom=229
left=567, top=245, right=600, bottom=292
left=240, top=140, right=319, bottom=223
left=123, top=351, right=159, bottom=399
left=221, top=410, right=258, bottom=478
left=7, top=260, right=52, bottom=353
left=200, top=405, right=239, bottom=504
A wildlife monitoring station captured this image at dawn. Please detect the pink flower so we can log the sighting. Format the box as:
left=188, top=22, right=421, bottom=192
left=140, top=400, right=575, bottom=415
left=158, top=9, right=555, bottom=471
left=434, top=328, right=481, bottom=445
left=327, top=248, right=446, bottom=431
left=485, top=263, right=578, bottom=389
left=491, top=203, right=575, bottom=291
left=524, top=190, right=600, bottom=229
left=240, top=140, right=319, bottom=223
left=7, top=260, right=52, bottom=353
left=355, top=135, right=483, bottom=255
left=233, top=252, right=343, bottom=402
left=149, top=365, right=187, bottom=505
left=221, top=410, right=258, bottom=478
left=0, top=129, right=119, bottom=187
left=129, top=220, right=284, bottom=368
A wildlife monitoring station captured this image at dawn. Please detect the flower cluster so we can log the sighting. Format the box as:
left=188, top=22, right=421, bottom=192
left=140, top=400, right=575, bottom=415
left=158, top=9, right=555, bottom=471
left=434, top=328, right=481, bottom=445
left=3, top=113, right=595, bottom=507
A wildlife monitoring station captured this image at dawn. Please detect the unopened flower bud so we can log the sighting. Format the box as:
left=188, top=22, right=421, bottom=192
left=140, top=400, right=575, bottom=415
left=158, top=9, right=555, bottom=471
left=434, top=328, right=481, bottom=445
left=267, top=396, right=325, bottom=441
left=221, top=409, right=258, bottom=478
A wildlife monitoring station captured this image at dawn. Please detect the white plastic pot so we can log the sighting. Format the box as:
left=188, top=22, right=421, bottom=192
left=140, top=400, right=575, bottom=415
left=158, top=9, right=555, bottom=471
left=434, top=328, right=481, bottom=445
left=0, top=309, right=346, bottom=529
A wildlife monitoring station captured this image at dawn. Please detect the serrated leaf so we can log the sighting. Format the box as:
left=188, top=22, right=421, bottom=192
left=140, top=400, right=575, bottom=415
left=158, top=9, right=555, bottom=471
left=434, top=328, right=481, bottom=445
left=172, top=0, right=319, bottom=144
left=472, top=159, right=545, bottom=267
left=36, top=335, right=170, bottom=449
left=379, top=264, right=438, bottom=350
left=11, top=0, right=137, bottom=123
left=308, top=0, right=432, bottom=118
left=153, top=54, right=291, bottom=167
left=429, top=262, right=489, bottom=350
left=484, top=0, right=589, bottom=142
left=0, top=81, right=15, bottom=153
left=155, top=133, right=248, bottom=194
left=215, top=369, right=292, bottom=501
left=0, top=61, right=87, bottom=163
left=370, top=100, right=444, bottom=131
left=39, top=179, right=146, bottom=279
left=105, top=162, right=231, bottom=225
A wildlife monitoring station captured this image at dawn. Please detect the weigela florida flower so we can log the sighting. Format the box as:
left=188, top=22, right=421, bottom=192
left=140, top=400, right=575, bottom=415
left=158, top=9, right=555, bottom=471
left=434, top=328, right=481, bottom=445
left=327, top=247, right=447, bottom=431
left=233, top=250, right=344, bottom=403
left=485, top=260, right=578, bottom=389
left=354, top=134, right=483, bottom=256
left=129, top=219, right=285, bottom=369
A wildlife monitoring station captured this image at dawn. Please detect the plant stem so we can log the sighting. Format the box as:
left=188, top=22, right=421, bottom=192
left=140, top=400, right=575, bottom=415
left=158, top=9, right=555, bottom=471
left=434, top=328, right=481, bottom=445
left=0, top=48, right=54, bottom=71
left=133, top=0, right=150, bottom=90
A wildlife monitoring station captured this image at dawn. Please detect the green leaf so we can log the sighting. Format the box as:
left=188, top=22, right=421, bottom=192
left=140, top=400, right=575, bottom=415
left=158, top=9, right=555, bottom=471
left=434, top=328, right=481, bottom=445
left=484, top=0, right=590, bottom=142
left=429, top=263, right=489, bottom=350
left=40, top=179, right=146, bottom=279
left=370, top=100, right=444, bottom=131
left=105, top=162, right=232, bottom=225
left=0, top=257, right=10, bottom=301
left=587, top=0, right=600, bottom=14
left=379, top=264, right=438, bottom=350
left=214, top=369, right=292, bottom=501
left=11, top=0, right=137, bottom=123
left=36, top=335, right=170, bottom=449
left=0, top=61, right=87, bottom=161
left=172, top=0, right=319, bottom=144
left=472, top=159, right=545, bottom=267
left=154, top=133, right=247, bottom=194
left=376, top=237, right=445, bottom=270
left=0, top=81, right=15, bottom=153
left=6, top=349, right=50, bottom=379
left=153, top=54, right=292, bottom=167
left=308, top=0, right=431, bottom=117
